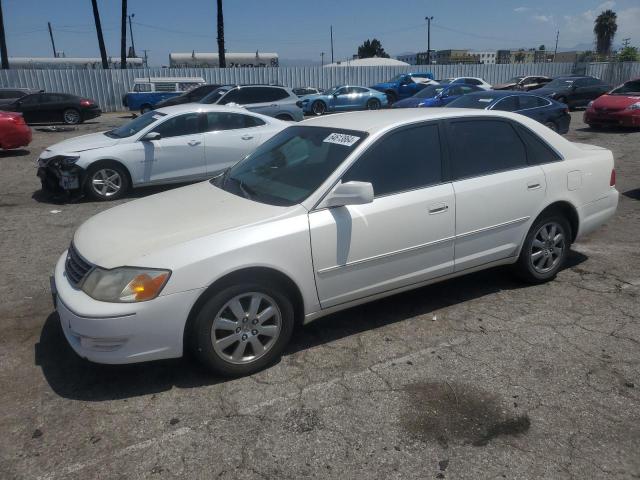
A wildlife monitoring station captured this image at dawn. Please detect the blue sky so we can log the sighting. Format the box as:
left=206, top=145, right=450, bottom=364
left=3, top=0, right=639, bottom=65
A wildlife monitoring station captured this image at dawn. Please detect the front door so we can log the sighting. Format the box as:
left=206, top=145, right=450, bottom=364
left=309, top=122, right=455, bottom=308
left=445, top=118, right=547, bottom=271
left=139, top=112, right=206, bottom=183
left=14, top=93, right=45, bottom=123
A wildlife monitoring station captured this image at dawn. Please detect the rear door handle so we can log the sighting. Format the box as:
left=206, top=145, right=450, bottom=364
left=527, top=182, right=541, bottom=190
left=241, top=135, right=254, bottom=140
left=188, top=140, right=201, bottom=146
left=428, top=203, right=449, bottom=214
left=270, top=104, right=278, bottom=107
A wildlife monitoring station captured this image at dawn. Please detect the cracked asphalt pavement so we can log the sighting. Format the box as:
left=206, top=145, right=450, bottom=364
left=0, top=112, right=638, bottom=479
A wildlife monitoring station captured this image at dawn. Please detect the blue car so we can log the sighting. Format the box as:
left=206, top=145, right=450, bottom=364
left=300, top=85, right=388, bottom=116
left=392, top=84, right=483, bottom=108
left=370, top=72, right=434, bottom=104
left=445, top=90, right=571, bottom=133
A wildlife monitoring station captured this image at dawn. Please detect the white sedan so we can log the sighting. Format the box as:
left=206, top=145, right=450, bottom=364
left=37, top=104, right=288, bottom=201
left=439, top=76, right=493, bottom=90
left=51, top=109, right=618, bottom=376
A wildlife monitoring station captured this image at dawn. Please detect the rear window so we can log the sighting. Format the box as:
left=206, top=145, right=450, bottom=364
left=516, top=125, right=562, bottom=165
left=154, top=82, right=177, bottom=92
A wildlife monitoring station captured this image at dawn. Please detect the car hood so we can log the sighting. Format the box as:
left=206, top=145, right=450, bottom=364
left=392, top=97, right=424, bottom=108
left=534, top=87, right=565, bottom=97
left=42, top=132, right=121, bottom=156
left=73, top=181, right=298, bottom=269
left=592, top=94, right=640, bottom=109
left=301, top=93, right=329, bottom=102
left=370, top=82, right=394, bottom=91
left=493, top=82, right=516, bottom=90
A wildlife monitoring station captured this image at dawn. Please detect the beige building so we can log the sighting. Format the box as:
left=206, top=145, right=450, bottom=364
left=435, top=49, right=479, bottom=64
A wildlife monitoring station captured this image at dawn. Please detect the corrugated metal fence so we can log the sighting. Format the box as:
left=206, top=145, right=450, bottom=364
left=2, top=62, right=636, bottom=112
left=586, top=62, right=640, bottom=87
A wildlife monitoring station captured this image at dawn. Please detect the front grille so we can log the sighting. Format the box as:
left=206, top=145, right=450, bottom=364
left=65, top=244, right=94, bottom=287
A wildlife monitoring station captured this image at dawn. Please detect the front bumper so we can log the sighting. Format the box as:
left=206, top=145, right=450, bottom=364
left=37, top=159, right=85, bottom=193
left=584, top=108, right=640, bottom=127
left=53, top=252, right=204, bottom=364
left=82, top=107, right=102, bottom=120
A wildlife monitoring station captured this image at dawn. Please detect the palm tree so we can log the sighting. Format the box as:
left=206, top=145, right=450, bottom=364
left=594, top=9, right=617, bottom=58
left=120, top=0, right=127, bottom=69
left=90, top=0, right=109, bottom=69
left=0, top=0, right=9, bottom=69
left=217, top=0, right=226, bottom=68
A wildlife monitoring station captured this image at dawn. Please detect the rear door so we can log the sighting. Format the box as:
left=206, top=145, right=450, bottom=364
left=445, top=118, right=547, bottom=271
left=309, top=122, right=455, bottom=307
left=14, top=93, right=45, bottom=123
left=139, top=112, right=206, bottom=183
left=203, top=111, right=270, bottom=174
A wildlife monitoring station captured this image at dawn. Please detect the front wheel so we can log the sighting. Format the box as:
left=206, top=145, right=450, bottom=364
left=385, top=91, right=397, bottom=105
left=311, top=101, right=326, bottom=116
left=515, top=214, right=571, bottom=283
left=62, top=108, right=81, bottom=125
left=192, top=283, right=295, bottom=377
left=366, top=98, right=381, bottom=110
left=84, top=163, right=129, bottom=201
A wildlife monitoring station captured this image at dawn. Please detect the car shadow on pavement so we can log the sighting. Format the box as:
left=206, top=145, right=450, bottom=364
left=575, top=126, right=640, bottom=134
left=0, top=149, right=30, bottom=157
left=31, top=182, right=194, bottom=205
left=622, top=188, right=640, bottom=200
left=35, top=251, right=587, bottom=402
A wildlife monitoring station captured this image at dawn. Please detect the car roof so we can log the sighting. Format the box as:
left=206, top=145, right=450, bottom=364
left=301, top=108, right=535, bottom=134
left=154, top=103, right=263, bottom=116
left=462, top=90, right=541, bottom=98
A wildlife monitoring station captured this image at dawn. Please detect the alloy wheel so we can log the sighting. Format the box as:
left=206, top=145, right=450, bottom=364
left=312, top=101, right=326, bottom=115
left=91, top=168, right=123, bottom=198
left=211, top=292, right=282, bottom=365
left=63, top=109, right=80, bottom=124
left=530, top=222, right=565, bottom=274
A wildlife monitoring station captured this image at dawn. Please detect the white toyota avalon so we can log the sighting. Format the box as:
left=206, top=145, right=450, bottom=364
left=37, top=104, right=287, bottom=201
left=51, top=109, right=618, bottom=376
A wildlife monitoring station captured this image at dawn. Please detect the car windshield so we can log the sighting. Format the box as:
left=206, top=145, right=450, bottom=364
left=214, top=126, right=368, bottom=206
left=507, top=76, right=525, bottom=83
left=388, top=75, right=405, bottom=83
left=545, top=78, right=575, bottom=88
left=413, top=85, right=445, bottom=99
left=105, top=111, right=166, bottom=138
left=438, top=79, right=452, bottom=85
left=200, top=87, right=230, bottom=104
left=323, top=86, right=340, bottom=96
left=445, top=94, right=497, bottom=109
left=610, top=80, right=640, bottom=95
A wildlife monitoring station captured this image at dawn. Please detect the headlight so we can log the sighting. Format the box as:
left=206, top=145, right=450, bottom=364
left=82, top=267, right=171, bottom=303
left=626, top=102, right=640, bottom=111
left=587, top=101, right=594, bottom=108
left=60, top=155, right=80, bottom=166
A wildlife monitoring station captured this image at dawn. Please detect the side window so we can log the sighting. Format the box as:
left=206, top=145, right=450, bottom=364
left=342, top=124, right=442, bottom=197
left=243, top=114, right=266, bottom=127
left=492, top=96, right=519, bottom=111
left=573, top=79, right=587, bottom=87
left=535, top=96, right=550, bottom=107
left=465, top=78, right=480, bottom=85
left=218, top=88, right=241, bottom=105
left=518, top=95, right=540, bottom=110
left=19, top=94, right=40, bottom=105
left=134, top=83, right=151, bottom=93
left=448, top=120, right=527, bottom=179
left=515, top=125, right=562, bottom=165
left=271, top=88, right=290, bottom=101
left=335, top=87, right=348, bottom=95
left=153, top=113, right=203, bottom=138
left=353, top=87, right=369, bottom=94
left=206, top=112, right=265, bottom=131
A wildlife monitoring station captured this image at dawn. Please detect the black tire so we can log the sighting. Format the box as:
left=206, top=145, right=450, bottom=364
left=140, top=104, right=153, bottom=114
left=366, top=98, right=381, bottom=110
left=275, top=113, right=294, bottom=121
left=311, top=100, right=326, bottom=116
left=84, top=162, right=130, bottom=201
left=544, top=121, right=558, bottom=132
left=191, top=283, right=295, bottom=377
left=514, top=213, right=571, bottom=284
left=386, top=91, right=397, bottom=105
left=62, top=108, right=81, bottom=125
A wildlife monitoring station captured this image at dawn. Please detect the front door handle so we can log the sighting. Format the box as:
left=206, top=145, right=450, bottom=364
left=270, top=104, right=278, bottom=107
left=428, top=203, right=449, bottom=214
left=527, top=182, right=542, bottom=190
left=241, top=135, right=254, bottom=140
left=188, top=140, right=201, bottom=146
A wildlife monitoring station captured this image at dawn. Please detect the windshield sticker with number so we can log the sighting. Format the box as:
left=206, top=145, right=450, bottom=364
left=478, top=98, right=493, bottom=103
left=323, top=133, right=360, bottom=147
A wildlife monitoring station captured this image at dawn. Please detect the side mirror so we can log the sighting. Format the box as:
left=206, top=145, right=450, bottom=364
left=142, top=131, right=161, bottom=141
left=322, top=181, right=373, bottom=208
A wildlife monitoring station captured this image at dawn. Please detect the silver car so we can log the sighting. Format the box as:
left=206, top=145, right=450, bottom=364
left=199, top=84, right=304, bottom=122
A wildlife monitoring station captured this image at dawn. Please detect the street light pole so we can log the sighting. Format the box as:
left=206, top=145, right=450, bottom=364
left=425, top=16, right=433, bottom=65
left=128, top=13, right=136, bottom=58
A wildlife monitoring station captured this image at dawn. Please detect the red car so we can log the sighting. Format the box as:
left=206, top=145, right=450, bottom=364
left=0, top=111, right=32, bottom=149
left=584, top=78, right=640, bottom=128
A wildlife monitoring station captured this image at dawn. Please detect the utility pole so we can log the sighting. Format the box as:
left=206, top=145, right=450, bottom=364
left=0, top=0, right=9, bottom=69
left=425, top=16, right=433, bottom=65
left=142, top=49, right=149, bottom=67
left=91, top=0, right=109, bottom=69
left=330, top=26, right=334, bottom=64
left=217, top=0, right=226, bottom=68
left=128, top=13, right=136, bottom=58
left=120, top=0, right=127, bottom=69
left=553, top=30, right=559, bottom=62
left=47, top=22, right=57, bottom=57
left=622, top=38, right=631, bottom=48
left=321, top=52, right=325, bottom=67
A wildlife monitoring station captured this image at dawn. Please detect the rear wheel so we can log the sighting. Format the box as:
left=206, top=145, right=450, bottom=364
left=191, top=283, right=295, bottom=377
left=311, top=101, right=326, bottom=116
left=84, top=163, right=129, bottom=201
left=515, top=213, right=571, bottom=283
left=62, top=108, right=81, bottom=125
left=366, top=98, right=381, bottom=110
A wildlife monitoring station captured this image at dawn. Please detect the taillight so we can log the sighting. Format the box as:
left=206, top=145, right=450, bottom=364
left=610, top=168, right=616, bottom=187
left=8, top=115, right=25, bottom=125
left=80, top=99, right=92, bottom=107
left=564, top=107, right=569, bottom=114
